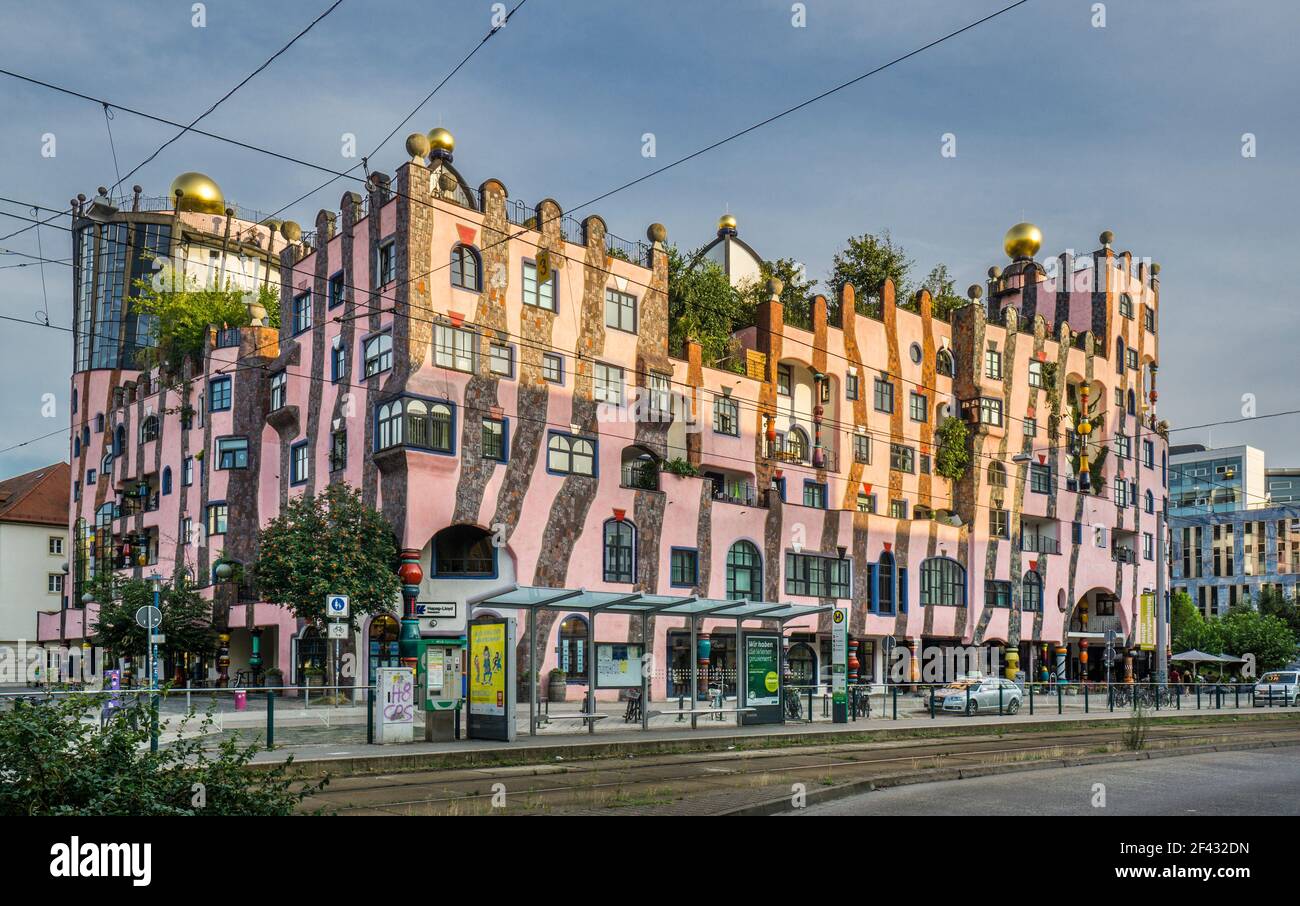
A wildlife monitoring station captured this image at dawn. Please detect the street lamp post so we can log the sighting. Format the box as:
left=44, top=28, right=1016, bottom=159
left=148, top=573, right=162, bottom=753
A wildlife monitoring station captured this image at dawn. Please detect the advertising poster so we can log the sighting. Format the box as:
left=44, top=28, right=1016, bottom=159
left=1138, top=593, right=1156, bottom=651
left=469, top=621, right=506, bottom=716
left=596, top=642, right=643, bottom=689
left=741, top=632, right=784, bottom=725
left=467, top=617, right=516, bottom=742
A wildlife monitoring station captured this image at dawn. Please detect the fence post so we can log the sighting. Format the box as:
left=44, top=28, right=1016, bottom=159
left=1029, top=682, right=1034, bottom=715
left=892, top=685, right=898, bottom=720
left=150, top=693, right=159, bottom=753
left=366, top=685, right=375, bottom=744
left=1083, top=683, right=1089, bottom=714
left=1057, top=682, right=1063, bottom=715
left=266, top=689, right=275, bottom=750
left=1196, top=684, right=1201, bottom=710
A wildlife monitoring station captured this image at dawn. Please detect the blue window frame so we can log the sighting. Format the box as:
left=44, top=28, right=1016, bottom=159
left=482, top=417, right=508, bottom=462
left=183, top=456, right=194, bottom=486
left=802, top=480, right=827, bottom=509
left=217, top=436, right=249, bottom=470
left=207, top=502, right=228, bottom=535
left=328, top=271, right=345, bottom=309
left=450, top=244, right=481, bottom=291
left=542, top=352, right=564, bottom=384
left=331, top=339, right=347, bottom=383
left=546, top=431, right=597, bottom=476
left=161, top=466, right=172, bottom=495
left=603, top=519, right=636, bottom=583
left=292, top=291, right=311, bottom=334
left=290, top=441, right=309, bottom=485
left=670, top=547, right=699, bottom=587
left=522, top=260, right=556, bottom=311
left=209, top=377, right=231, bottom=412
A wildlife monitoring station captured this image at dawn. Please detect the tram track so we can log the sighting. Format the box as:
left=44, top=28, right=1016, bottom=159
left=307, top=716, right=1300, bottom=815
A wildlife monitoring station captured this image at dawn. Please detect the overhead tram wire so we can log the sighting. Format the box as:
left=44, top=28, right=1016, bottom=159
left=108, top=0, right=346, bottom=195
left=3, top=306, right=1288, bottom=522
left=255, top=0, right=531, bottom=225
left=0, top=207, right=1244, bottom=499
left=0, top=0, right=1033, bottom=317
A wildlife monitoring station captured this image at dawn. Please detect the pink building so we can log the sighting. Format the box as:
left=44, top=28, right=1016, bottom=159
left=46, top=131, right=1169, bottom=697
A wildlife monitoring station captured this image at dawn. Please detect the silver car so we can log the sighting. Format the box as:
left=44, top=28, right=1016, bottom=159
left=936, top=677, right=1022, bottom=715
left=1254, top=670, right=1300, bottom=706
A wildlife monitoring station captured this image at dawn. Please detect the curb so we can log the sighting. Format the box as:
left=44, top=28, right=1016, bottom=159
left=255, top=710, right=1300, bottom=778
left=717, top=737, right=1298, bottom=816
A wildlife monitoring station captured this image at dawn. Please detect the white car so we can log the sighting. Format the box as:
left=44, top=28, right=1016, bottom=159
left=1254, top=671, right=1300, bottom=706
left=935, top=677, right=1022, bottom=715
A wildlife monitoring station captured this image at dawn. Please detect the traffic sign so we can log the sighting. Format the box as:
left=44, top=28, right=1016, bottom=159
left=326, top=594, right=350, bottom=619
left=135, top=605, right=162, bottom=630
left=327, top=622, right=349, bottom=640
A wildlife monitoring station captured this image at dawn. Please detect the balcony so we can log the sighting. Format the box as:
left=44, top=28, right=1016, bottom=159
left=621, top=461, right=660, bottom=491
left=1112, top=546, right=1137, bottom=565
left=1021, top=534, right=1061, bottom=555
left=767, top=443, right=836, bottom=473
left=710, top=479, right=759, bottom=507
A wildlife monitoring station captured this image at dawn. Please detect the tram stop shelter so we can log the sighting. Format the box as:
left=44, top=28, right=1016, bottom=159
left=471, top=586, right=831, bottom=735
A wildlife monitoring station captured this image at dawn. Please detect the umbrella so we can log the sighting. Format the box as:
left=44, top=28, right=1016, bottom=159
left=1171, top=649, right=1223, bottom=682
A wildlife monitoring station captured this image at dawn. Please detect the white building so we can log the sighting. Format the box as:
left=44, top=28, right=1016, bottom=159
left=0, top=462, right=70, bottom=656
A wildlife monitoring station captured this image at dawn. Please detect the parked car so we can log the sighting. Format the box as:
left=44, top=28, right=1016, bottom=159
left=935, top=677, right=1022, bottom=715
left=1253, top=670, right=1300, bottom=706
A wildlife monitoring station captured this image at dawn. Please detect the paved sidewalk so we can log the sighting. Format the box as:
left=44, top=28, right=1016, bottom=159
left=247, top=702, right=1300, bottom=772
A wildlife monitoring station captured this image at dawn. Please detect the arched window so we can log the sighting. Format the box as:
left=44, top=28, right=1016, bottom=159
left=74, top=435, right=81, bottom=457
left=920, top=557, right=966, bottom=607
left=785, top=427, right=809, bottom=463
left=139, top=415, right=159, bottom=444
left=113, top=424, right=126, bottom=456
left=913, top=505, right=932, bottom=520
left=377, top=398, right=454, bottom=452
left=364, top=333, right=393, bottom=377
left=603, top=519, right=635, bottom=583
left=1022, top=570, right=1042, bottom=611
left=726, top=540, right=762, bottom=599
left=433, top=524, right=495, bottom=576
left=450, top=244, right=481, bottom=291
left=1145, top=489, right=1154, bottom=514
left=987, top=461, right=1007, bottom=488
left=936, top=348, right=954, bottom=377
left=786, top=642, right=817, bottom=686
left=377, top=401, right=402, bottom=449
left=101, top=451, right=113, bottom=474
left=162, top=466, right=172, bottom=495
left=547, top=433, right=595, bottom=476
left=877, top=551, right=895, bottom=614
left=558, top=615, right=588, bottom=682
left=1115, top=337, right=1125, bottom=373
left=1127, top=388, right=1136, bottom=416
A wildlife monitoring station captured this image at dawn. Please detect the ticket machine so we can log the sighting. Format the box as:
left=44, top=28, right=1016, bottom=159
left=416, top=637, right=465, bottom=741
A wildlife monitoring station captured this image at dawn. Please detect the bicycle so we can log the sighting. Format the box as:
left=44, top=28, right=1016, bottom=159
left=850, top=686, right=871, bottom=719
left=783, top=687, right=804, bottom=721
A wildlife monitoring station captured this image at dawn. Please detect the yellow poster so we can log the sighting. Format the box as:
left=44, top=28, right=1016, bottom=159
left=469, top=622, right=506, bottom=716
left=1138, top=593, right=1156, bottom=651
left=745, top=350, right=767, bottom=382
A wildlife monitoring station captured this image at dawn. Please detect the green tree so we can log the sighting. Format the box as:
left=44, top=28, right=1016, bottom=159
left=917, top=263, right=968, bottom=321
left=666, top=244, right=748, bottom=371
left=1171, top=591, right=1224, bottom=655
left=736, top=257, right=818, bottom=330
left=254, top=482, right=401, bottom=628
left=934, top=416, right=970, bottom=482
left=90, top=572, right=217, bottom=665
left=1254, top=586, right=1300, bottom=640
left=1219, top=607, right=1296, bottom=672
left=132, top=266, right=279, bottom=371
left=0, top=693, right=323, bottom=815
left=826, top=230, right=914, bottom=318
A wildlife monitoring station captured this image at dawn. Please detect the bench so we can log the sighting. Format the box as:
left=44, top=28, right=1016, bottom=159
left=534, top=711, right=608, bottom=729
left=671, top=706, right=758, bottom=724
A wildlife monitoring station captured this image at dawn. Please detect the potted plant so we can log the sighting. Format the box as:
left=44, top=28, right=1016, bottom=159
left=302, top=666, right=325, bottom=688
left=546, top=667, right=568, bottom=702
left=264, top=666, right=284, bottom=693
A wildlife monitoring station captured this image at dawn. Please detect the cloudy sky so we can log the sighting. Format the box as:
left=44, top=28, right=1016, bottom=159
left=1, top=0, right=1296, bottom=475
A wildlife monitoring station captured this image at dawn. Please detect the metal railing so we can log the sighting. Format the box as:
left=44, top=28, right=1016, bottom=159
left=1021, top=535, right=1061, bottom=554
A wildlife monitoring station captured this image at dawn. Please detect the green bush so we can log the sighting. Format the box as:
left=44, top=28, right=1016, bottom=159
left=0, top=693, right=324, bottom=816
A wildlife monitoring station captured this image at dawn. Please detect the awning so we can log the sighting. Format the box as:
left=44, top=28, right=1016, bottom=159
left=473, top=585, right=830, bottom=623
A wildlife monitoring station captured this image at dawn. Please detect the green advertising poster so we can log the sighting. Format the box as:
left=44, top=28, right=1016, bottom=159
left=745, top=635, right=781, bottom=707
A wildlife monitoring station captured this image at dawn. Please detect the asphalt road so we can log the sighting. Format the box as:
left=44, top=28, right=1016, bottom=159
left=785, top=745, right=1300, bottom=816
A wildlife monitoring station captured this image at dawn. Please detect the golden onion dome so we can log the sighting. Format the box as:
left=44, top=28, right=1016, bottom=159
left=1003, top=221, right=1042, bottom=259
left=170, top=172, right=225, bottom=215
left=718, top=213, right=738, bottom=232
left=427, top=127, right=455, bottom=153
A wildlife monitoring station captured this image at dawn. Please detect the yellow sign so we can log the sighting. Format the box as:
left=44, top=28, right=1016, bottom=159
left=746, top=350, right=768, bottom=381
left=1138, top=593, right=1156, bottom=651
left=764, top=671, right=779, bottom=693
left=536, top=249, right=552, bottom=286
left=469, top=622, right=506, bottom=716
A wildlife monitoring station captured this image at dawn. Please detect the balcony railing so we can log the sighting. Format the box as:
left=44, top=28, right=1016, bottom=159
left=1112, top=547, right=1137, bottom=564
left=1021, top=535, right=1061, bottom=555
left=621, top=462, right=660, bottom=491
left=710, top=481, right=758, bottom=507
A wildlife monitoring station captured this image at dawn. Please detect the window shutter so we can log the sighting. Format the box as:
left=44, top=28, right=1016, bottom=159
left=869, top=564, right=879, bottom=613
left=899, top=567, right=908, bottom=613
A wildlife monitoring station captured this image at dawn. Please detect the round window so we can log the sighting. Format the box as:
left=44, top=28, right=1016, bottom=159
left=909, top=343, right=922, bottom=364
